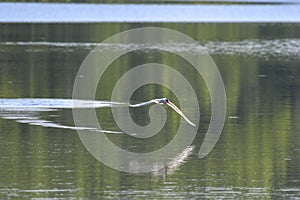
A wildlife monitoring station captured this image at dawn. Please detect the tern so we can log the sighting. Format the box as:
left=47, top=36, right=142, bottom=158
left=129, top=98, right=196, bottom=126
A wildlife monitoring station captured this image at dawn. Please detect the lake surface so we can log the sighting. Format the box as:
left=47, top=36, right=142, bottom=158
left=0, top=3, right=300, bottom=199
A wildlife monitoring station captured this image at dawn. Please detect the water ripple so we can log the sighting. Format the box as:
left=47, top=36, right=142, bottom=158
left=0, top=98, right=124, bottom=134
left=2, top=39, right=300, bottom=58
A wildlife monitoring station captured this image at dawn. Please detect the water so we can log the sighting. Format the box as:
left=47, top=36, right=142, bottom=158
left=1, top=4, right=300, bottom=200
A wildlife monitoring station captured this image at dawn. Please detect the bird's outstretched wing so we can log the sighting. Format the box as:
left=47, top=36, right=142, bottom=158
left=129, top=99, right=157, bottom=107
left=166, top=101, right=196, bottom=127
left=129, top=98, right=196, bottom=127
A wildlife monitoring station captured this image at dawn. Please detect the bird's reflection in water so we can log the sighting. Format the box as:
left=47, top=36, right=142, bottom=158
left=127, top=145, right=194, bottom=177
left=152, top=145, right=194, bottom=177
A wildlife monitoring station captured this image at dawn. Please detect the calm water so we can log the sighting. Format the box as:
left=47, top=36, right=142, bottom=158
left=1, top=13, right=300, bottom=200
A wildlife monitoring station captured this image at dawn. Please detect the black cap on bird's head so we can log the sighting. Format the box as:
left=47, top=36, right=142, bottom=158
left=159, top=98, right=169, bottom=104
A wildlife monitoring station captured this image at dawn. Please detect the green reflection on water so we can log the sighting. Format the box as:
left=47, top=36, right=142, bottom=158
left=0, top=23, right=299, bottom=199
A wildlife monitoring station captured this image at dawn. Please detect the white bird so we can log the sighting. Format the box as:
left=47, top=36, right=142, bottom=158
left=129, top=98, right=196, bottom=127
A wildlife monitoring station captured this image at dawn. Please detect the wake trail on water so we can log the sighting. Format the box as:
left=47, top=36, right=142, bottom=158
left=0, top=98, right=126, bottom=134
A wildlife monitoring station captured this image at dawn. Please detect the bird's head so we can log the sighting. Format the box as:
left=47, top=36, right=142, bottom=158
left=159, top=98, right=169, bottom=104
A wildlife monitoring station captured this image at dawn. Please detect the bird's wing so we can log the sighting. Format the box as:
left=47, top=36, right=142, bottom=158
left=129, top=98, right=196, bottom=127
left=166, top=101, right=196, bottom=127
left=129, top=100, right=156, bottom=107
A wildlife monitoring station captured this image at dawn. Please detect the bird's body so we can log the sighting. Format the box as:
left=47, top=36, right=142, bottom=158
left=129, top=98, right=196, bottom=126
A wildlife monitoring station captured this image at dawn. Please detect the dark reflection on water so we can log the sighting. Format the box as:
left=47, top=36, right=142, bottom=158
left=0, top=23, right=299, bottom=199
